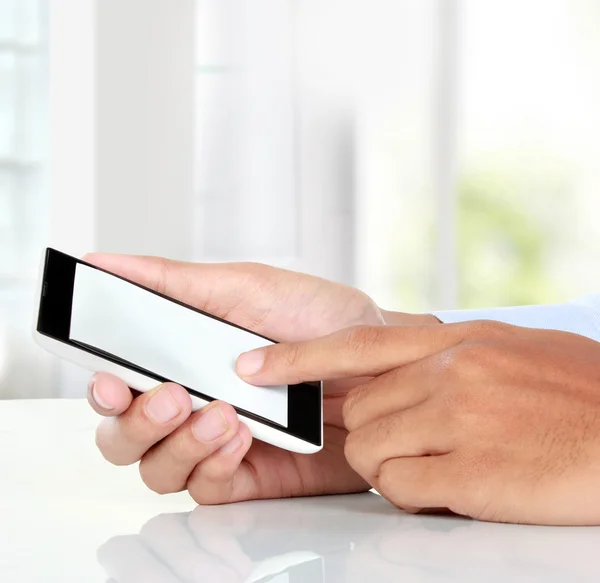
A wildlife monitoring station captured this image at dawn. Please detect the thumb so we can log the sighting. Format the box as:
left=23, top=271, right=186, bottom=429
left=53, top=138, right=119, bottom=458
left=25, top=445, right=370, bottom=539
left=236, top=324, right=464, bottom=385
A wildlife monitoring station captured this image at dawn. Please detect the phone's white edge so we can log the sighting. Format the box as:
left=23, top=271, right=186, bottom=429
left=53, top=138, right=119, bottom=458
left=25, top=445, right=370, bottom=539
left=32, top=250, right=323, bottom=455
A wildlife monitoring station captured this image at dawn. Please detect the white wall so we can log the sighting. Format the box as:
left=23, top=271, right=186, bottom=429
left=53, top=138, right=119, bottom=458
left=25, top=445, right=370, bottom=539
left=50, top=0, right=195, bottom=260
left=5, top=0, right=461, bottom=399
left=194, top=0, right=358, bottom=284
left=47, top=0, right=359, bottom=397
left=50, top=0, right=196, bottom=396
left=0, top=0, right=54, bottom=399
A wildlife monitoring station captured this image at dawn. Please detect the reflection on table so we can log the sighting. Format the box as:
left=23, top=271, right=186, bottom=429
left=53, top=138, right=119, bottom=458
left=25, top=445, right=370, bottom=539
left=97, top=492, right=600, bottom=583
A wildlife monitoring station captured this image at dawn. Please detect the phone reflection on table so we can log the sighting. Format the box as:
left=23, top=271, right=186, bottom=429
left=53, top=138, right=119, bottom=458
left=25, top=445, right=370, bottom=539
left=97, top=492, right=600, bottom=583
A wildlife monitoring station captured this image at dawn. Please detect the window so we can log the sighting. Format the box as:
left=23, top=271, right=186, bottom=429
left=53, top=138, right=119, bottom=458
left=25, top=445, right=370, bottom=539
left=3, top=1, right=599, bottom=400
left=195, top=0, right=298, bottom=265
left=355, top=0, right=600, bottom=313
left=0, top=0, right=51, bottom=398
left=0, top=0, right=48, bottom=278
left=457, top=0, right=600, bottom=310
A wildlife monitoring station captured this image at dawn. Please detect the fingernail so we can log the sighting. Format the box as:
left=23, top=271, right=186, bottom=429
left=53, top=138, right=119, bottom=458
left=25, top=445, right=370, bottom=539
left=236, top=350, right=265, bottom=377
left=219, top=433, right=243, bottom=455
left=193, top=406, right=228, bottom=442
left=146, top=385, right=182, bottom=423
left=90, top=377, right=114, bottom=411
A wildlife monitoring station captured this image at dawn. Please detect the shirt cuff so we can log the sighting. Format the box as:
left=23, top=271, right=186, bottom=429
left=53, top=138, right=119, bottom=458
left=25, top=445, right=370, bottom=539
left=431, top=294, right=600, bottom=343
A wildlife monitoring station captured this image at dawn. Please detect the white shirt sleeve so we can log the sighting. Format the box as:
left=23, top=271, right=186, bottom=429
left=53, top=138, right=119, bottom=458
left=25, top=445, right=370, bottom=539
left=431, top=294, right=600, bottom=343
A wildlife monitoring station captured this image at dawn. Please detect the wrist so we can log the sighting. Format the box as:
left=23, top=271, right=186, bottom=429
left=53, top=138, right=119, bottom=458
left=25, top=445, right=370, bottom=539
left=380, top=309, right=442, bottom=326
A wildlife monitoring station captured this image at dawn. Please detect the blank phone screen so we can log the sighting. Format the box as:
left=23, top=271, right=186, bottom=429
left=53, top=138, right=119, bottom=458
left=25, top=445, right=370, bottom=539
left=69, top=263, right=289, bottom=426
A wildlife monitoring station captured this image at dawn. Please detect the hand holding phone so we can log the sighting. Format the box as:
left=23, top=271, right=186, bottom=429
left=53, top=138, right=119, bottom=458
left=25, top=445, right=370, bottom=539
left=33, top=249, right=323, bottom=453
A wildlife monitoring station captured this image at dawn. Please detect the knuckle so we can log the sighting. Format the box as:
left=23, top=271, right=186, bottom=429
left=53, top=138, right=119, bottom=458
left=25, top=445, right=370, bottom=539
left=138, top=459, right=176, bottom=495
left=452, top=342, right=481, bottom=367
left=242, top=261, right=271, bottom=276
left=187, top=469, right=234, bottom=505
left=455, top=450, right=495, bottom=489
left=94, top=420, right=132, bottom=466
left=343, top=430, right=362, bottom=467
left=433, top=349, right=462, bottom=387
left=155, top=257, right=172, bottom=296
left=375, top=414, right=397, bottom=443
left=341, top=325, right=383, bottom=359
left=188, top=486, right=214, bottom=506
left=280, top=342, right=302, bottom=370
left=434, top=348, right=486, bottom=417
left=95, top=415, right=153, bottom=467
left=342, top=386, right=365, bottom=429
left=449, top=450, right=497, bottom=517
left=377, top=459, right=396, bottom=495
left=241, top=263, right=280, bottom=297
left=445, top=342, right=497, bottom=377
left=128, top=389, right=187, bottom=440
left=116, top=415, right=150, bottom=450
left=464, top=319, right=512, bottom=340
left=201, top=460, right=234, bottom=485
left=439, top=381, right=469, bottom=414
left=168, top=433, right=196, bottom=466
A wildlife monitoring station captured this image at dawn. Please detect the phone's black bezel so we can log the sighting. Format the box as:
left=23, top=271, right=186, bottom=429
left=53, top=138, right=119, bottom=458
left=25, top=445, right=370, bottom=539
left=37, top=248, right=322, bottom=447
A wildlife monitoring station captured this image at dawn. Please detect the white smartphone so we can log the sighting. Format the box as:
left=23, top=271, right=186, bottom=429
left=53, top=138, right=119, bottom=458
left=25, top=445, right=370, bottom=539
left=33, top=248, right=323, bottom=454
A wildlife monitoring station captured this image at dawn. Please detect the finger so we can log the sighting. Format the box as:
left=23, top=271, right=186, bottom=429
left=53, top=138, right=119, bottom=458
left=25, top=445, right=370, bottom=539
left=95, top=383, right=192, bottom=466
left=139, top=513, right=242, bottom=583
left=344, top=405, right=454, bottom=482
left=87, top=373, right=134, bottom=416
left=139, top=401, right=241, bottom=494
left=342, top=355, right=445, bottom=431
left=236, top=324, right=468, bottom=385
left=82, top=253, right=277, bottom=330
left=373, top=455, right=456, bottom=511
left=82, top=253, right=211, bottom=306
left=187, top=423, right=254, bottom=505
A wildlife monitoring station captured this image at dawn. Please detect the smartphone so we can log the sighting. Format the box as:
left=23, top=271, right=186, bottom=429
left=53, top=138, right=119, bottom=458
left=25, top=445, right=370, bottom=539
left=33, top=248, right=323, bottom=454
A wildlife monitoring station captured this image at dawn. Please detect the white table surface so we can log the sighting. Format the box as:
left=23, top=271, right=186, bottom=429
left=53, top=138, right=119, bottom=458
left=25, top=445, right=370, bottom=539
left=1, top=399, right=600, bottom=583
